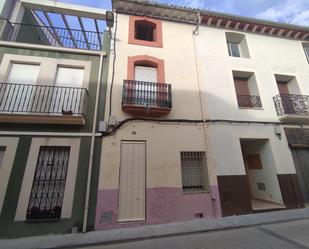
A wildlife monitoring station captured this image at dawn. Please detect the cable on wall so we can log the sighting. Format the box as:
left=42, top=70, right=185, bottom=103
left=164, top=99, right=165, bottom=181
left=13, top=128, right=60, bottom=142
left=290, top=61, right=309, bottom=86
left=101, top=117, right=308, bottom=137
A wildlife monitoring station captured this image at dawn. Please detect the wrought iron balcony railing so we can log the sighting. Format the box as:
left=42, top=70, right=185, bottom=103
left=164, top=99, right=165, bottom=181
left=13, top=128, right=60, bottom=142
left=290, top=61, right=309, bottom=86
left=122, top=80, right=172, bottom=109
left=237, top=95, right=262, bottom=108
left=273, top=94, right=309, bottom=116
left=0, top=20, right=104, bottom=51
left=0, top=82, right=88, bottom=116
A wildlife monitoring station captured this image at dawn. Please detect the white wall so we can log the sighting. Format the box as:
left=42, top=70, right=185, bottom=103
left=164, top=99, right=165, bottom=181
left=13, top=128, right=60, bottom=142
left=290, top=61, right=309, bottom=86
left=209, top=124, right=296, bottom=176
left=106, top=14, right=203, bottom=121
left=195, top=25, right=309, bottom=121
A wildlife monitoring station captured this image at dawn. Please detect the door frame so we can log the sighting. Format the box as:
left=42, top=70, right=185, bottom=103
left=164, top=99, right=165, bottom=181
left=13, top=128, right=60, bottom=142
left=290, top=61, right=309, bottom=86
left=117, top=140, right=147, bottom=222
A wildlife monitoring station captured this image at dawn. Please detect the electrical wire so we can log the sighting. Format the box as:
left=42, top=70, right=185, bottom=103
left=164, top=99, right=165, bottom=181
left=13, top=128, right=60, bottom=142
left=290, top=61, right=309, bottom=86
left=101, top=117, right=307, bottom=137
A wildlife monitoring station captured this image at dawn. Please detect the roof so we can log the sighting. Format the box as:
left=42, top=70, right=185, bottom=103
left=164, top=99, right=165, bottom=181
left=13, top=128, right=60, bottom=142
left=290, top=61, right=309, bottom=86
left=112, top=0, right=309, bottom=41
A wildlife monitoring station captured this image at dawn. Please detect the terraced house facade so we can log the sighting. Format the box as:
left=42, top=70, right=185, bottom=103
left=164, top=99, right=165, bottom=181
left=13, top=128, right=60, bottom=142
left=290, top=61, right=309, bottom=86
left=0, top=0, right=112, bottom=237
left=96, top=0, right=309, bottom=230
left=1, top=0, right=309, bottom=239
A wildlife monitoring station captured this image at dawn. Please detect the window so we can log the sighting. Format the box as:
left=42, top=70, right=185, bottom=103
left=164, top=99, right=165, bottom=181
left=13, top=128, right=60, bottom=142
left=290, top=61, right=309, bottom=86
left=2, top=63, right=40, bottom=113
left=7, top=63, right=40, bottom=84
left=226, top=32, right=250, bottom=58
left=135, top=20, right=156, bottom=42
left=128, top=16, right=163, bottom=48
left=54, top=67, right=85, bottom=114
left=303, top=44, right=309, bottom=62
left=0, top=146, right=6, bottom=171
left=305, top=47, right=309, bottom=60
left=228, top=42, right=241, bottom=57
left=246, top=154, right=263, bottom=170
left=181, top=152, right=208, bottom=193
left=26, top=146, right=70, bottom=220
left=275, top=74, right=301, bottom=115
left=134, top=65, right=158, bottom=82
left=55, top=67, right=84, bottom=88
left=233, top=71, right=262, bottom=108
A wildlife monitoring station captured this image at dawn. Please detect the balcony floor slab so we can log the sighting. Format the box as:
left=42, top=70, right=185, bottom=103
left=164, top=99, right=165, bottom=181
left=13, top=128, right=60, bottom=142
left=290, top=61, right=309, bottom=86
left=0, top=113, right=85, bottom=125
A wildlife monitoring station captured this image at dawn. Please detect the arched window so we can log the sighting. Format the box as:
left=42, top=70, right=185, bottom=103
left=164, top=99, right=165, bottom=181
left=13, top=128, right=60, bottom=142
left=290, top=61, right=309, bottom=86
left=127, top=55, right=165, bottom=83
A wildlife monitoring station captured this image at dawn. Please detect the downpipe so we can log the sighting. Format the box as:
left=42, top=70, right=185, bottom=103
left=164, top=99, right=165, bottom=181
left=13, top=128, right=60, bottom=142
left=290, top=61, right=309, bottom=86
left=82, top=51, right=105, bottom=233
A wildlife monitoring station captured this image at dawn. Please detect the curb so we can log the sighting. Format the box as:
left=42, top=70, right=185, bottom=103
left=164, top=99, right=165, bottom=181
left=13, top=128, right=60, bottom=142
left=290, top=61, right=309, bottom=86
left=1, top=208, right=309, bottom=249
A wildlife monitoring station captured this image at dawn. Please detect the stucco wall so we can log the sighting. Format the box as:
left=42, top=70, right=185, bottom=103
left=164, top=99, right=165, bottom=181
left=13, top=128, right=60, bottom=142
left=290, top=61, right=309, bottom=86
left=96, top=123, right=221, bottom=229
left=208, top=124, right=296, bottom=176
left=195, top=25, right=309, bottom=121
left=194, top=25, right=306, bottom=178
left=105, top=14, right=203, bottom=121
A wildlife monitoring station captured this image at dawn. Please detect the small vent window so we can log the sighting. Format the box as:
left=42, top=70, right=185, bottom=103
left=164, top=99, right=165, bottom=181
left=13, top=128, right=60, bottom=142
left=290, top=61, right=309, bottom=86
left=180, top=152, right=208, bottom=193
left=135, top=20, right=156, bottom=42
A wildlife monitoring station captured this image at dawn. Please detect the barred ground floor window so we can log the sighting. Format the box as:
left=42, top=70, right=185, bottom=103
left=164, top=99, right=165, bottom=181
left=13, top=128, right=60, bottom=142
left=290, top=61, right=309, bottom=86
left=26, top=146, right=71, bottom=220
left=180, top=151, right=209, bottom=193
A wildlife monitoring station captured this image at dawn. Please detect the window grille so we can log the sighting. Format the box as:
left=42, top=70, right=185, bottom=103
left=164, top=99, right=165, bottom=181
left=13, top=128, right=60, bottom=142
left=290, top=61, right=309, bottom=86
left=180, top=152, right=208, bottom=193
left=26, top=146, right=70, bottom=220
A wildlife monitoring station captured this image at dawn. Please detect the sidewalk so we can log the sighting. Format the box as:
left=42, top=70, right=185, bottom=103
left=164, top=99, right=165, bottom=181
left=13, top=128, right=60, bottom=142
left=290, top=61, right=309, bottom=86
left=1, top=208, right=309, bottom=249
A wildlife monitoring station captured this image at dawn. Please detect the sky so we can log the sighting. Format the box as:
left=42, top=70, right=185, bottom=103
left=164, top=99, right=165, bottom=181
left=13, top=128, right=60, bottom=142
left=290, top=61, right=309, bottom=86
left=59, top=0, right=309, bottom=26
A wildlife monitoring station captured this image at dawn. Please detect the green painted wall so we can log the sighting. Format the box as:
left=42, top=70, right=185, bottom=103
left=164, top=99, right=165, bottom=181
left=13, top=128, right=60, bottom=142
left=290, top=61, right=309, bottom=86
left=0, top=32, right=111, bottom=238
left=86, top=32, right=111, bottom=231
left=0, top=47, right=101, bottom=133
left=0, top=136, right=92, bottom=238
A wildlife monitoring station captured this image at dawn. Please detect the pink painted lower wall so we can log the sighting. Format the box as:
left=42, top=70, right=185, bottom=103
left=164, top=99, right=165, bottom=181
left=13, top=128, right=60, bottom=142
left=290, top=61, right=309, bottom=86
left=95, top=186, right=221, bottom=230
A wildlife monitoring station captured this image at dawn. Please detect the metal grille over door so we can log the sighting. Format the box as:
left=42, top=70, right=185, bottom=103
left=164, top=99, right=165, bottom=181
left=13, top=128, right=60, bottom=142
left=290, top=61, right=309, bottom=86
left=26, top=146, right=70, bottom=220
left=118, top=141, right=146, bottom=222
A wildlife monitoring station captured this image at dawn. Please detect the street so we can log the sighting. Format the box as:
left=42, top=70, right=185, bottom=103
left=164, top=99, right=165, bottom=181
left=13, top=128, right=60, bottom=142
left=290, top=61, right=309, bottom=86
left=78, top=219, right=309, bottom=249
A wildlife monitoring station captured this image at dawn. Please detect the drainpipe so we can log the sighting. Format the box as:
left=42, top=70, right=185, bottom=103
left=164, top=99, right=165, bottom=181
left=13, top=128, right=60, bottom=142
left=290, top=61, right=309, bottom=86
left=192, top=13, right=218, bottom=203
left=82, top=48, right=105, bottom=233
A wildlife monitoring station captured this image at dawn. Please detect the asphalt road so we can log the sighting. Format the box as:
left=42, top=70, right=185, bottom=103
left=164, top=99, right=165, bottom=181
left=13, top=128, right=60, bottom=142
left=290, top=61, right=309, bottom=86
left=78, top=219, right=309, bottom=249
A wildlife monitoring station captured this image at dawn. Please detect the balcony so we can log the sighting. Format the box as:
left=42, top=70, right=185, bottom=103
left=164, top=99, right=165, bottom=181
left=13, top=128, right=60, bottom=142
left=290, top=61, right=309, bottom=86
left=122, top=80, right=172, bottom=116
left=237, top=95, right=262, bottom=108
left=0, top=82, right=88, bottom=125
left=273, top=94, right=309, bottom=123
left=0, top=20, right=104, bottom=51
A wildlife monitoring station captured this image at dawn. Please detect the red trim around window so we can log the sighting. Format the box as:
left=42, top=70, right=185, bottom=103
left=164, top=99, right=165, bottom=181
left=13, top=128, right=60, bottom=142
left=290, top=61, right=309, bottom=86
left=128, top=16, right=163, bottom=48
left=127, top=55, right=165, bottom=83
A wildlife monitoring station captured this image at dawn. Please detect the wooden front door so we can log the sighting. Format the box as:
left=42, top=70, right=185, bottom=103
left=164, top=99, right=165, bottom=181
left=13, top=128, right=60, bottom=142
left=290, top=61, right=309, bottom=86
left=118, top=141, right=146, bottom=222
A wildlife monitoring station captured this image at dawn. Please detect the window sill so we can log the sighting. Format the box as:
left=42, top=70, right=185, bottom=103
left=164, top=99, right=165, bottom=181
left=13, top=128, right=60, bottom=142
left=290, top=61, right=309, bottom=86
left=129, top=39, right=163, bottom=48
left=229, top=56, right=251, bottom=59
left=25, top=218, right=61, bottom=223
left=238, top=107, right=264, bottom=110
